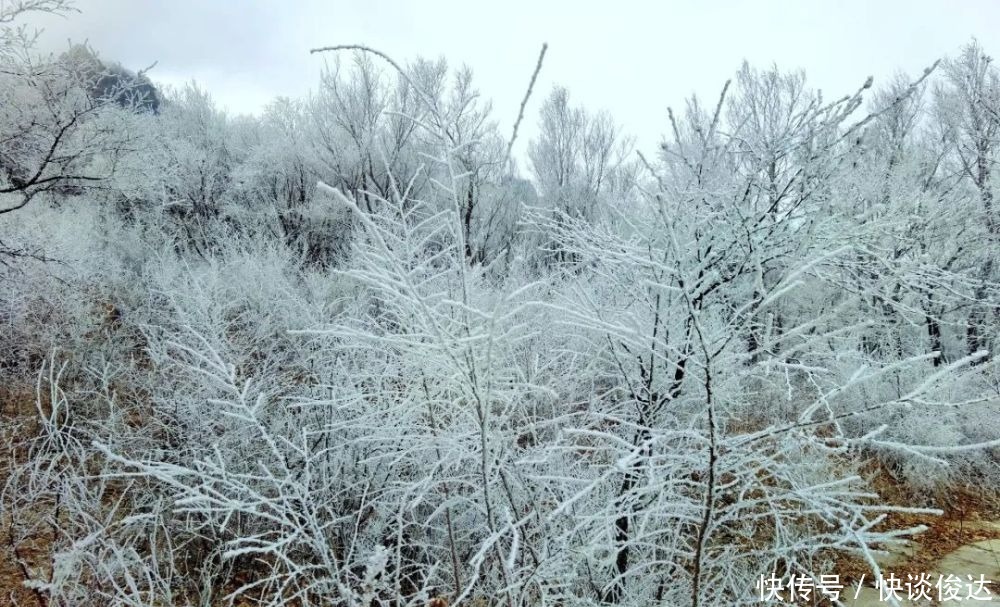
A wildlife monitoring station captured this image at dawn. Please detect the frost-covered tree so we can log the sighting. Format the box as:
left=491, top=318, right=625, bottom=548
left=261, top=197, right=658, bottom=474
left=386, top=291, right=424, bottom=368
left=3, top=23, right=1000, bottom=607
left=0, top=4, right=139, bottom=215
left=529, top=87, right=634, bottom=217
left=933, top=41, right=1000, bottom=362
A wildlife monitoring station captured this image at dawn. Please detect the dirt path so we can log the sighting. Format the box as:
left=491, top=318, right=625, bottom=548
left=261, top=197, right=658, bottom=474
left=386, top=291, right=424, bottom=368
left=842, top=521, right=1000, bottom=606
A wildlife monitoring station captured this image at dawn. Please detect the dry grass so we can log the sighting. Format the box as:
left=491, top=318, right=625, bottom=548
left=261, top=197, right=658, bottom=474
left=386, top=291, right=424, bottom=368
left=0, top=384, right=51, bottom=607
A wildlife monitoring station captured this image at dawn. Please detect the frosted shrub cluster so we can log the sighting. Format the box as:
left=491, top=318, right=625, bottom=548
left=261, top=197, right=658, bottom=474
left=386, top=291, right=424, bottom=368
left=2, top=3, right=1000, bottom=606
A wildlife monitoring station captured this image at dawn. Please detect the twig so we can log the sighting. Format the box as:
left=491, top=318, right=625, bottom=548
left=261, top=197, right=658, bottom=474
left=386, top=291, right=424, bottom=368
left=505, top=43, right=548, bottom=164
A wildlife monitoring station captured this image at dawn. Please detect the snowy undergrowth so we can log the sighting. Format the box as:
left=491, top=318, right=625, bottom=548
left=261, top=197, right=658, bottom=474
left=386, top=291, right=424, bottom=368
left=1, top=24, right=999, bottom=607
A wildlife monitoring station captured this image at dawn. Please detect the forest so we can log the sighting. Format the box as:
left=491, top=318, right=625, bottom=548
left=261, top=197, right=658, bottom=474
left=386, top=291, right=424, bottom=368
left=2, top=1, right=1000, bottom=606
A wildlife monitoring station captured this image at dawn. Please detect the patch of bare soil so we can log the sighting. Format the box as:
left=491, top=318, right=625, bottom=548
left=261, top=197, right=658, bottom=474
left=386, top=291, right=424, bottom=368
left=0, top=384, right=50, bottom=607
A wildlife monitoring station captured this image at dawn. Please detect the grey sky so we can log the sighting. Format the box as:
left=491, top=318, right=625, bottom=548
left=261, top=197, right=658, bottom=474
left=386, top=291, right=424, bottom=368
left=25, top=0, right=1000, bottom=161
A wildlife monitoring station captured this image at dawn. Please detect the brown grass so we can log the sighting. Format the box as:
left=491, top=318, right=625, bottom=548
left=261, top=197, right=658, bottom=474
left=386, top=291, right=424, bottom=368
left=0, top=384, right=51, bottom=607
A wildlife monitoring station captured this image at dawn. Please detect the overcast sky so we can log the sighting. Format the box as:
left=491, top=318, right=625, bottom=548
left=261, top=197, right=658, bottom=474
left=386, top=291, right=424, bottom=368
left=24, top=1, right=1000, bottom=160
